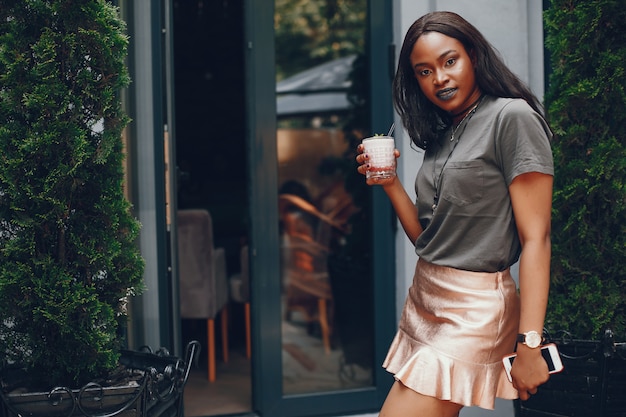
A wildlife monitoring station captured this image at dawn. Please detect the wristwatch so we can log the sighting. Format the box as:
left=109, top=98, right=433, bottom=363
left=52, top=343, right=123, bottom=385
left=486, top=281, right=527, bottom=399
left=517, top=330, right=543, bottom=348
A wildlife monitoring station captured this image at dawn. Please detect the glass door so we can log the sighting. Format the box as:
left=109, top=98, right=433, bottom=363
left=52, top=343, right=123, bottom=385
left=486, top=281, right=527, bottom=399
left=275, top=0, right=374, bottom=396
left=246, top=0, right=396, bottom=415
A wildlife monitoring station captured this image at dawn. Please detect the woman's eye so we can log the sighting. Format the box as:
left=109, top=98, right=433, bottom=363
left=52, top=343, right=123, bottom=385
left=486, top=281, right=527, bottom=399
left=445, top=58, right=456, bottom=66
left=418, top=69, right=431, bottom=76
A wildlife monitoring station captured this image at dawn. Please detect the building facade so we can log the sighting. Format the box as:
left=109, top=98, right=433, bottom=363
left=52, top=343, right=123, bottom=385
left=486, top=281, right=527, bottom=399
left=119, top=1, right=546, bottom=416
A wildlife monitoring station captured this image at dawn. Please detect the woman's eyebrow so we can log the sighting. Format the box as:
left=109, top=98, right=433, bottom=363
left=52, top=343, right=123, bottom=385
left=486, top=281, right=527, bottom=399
left=413, top=49, right=457, bottom=69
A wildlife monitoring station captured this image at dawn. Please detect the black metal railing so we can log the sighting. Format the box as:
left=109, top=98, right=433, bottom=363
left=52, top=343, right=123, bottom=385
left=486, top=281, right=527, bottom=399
left=516, top=330, right=626, bottom=417
left=1, top=340, right=200, bottom=417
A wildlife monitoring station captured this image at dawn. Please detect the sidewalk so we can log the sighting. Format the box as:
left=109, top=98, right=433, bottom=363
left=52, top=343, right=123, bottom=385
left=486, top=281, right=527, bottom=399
left=348, top=398, right=514, bottom=417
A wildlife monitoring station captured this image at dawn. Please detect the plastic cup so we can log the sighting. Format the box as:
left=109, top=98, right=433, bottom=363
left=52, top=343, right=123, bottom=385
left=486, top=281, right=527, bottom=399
left=362, top=135, right=396, bottom=179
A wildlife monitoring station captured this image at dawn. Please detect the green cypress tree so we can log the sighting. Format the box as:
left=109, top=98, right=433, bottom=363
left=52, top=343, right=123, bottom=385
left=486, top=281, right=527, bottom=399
left=0, top=0, right=144, bottom=388
left=544, top=0, right=626, bottom=339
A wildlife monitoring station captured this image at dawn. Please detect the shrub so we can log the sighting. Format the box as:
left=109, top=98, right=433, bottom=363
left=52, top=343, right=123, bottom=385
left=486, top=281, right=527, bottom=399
left=544, top=0, right=626, bottom=340
left=0, top=0, right=144, bottom=389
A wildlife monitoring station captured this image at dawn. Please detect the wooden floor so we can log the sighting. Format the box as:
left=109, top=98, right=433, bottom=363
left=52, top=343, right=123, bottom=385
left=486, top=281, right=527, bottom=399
left=183, top=348, right=253, bottom=417
left=182, top=318, right=373, bottom=417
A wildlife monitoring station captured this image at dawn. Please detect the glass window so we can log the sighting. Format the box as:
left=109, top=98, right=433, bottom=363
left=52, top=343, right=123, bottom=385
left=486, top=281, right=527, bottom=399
left=275, top=0, right=375, bottom=395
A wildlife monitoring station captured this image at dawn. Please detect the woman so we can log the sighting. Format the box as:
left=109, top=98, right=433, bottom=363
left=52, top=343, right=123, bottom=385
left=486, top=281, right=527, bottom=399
left=356, top=11, right=554, bottom=416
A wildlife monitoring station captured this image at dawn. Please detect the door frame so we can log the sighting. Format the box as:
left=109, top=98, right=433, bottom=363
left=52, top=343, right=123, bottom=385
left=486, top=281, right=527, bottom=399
left=120, top=0, right=178, bottom=353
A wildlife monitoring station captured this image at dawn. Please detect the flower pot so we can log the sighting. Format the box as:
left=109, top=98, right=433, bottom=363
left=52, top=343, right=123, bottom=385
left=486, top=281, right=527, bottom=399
left=515, top=330, right=626, bottom=417
left=0, top=341, right=199, bottom=417
left=0, top=383, right=145, bottom=417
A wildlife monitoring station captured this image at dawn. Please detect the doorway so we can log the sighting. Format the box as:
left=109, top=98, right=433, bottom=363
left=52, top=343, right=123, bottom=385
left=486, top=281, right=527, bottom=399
left=170, top=0, right=395, bottom=415
left=172, top=1, right=251, bottom=415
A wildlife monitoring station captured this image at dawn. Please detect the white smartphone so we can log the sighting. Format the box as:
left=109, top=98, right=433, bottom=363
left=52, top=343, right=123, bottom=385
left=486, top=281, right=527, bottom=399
left=502, top=343, right=564, bottom=382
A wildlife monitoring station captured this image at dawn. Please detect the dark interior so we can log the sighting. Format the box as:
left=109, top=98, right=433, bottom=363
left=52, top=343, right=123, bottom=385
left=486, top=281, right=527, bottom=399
left=172, top=0, right=248, bottom=356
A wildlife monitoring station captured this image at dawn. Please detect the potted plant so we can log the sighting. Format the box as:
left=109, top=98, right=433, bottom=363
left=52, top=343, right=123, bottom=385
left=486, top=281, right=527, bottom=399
left=0, top=1, right=192, bottom=416
left=516, top=1, right=626, bottom=415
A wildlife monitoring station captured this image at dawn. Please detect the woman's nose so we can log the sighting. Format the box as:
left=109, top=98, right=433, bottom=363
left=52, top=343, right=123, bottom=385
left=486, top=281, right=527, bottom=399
left=433, top=69, right=449, bottom=85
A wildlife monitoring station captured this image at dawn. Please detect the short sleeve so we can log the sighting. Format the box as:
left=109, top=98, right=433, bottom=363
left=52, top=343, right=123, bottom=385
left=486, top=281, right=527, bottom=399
left=495, top=100, right=554, bottom=186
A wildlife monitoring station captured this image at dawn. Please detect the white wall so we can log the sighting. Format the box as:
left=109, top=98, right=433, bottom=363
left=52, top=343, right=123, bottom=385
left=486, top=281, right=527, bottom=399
left=341, top=1, right=545, bottom=417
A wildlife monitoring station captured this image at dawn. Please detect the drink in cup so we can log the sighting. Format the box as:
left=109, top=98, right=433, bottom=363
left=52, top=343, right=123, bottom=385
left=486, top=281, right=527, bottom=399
left=362, top=135, right=396, bottom=179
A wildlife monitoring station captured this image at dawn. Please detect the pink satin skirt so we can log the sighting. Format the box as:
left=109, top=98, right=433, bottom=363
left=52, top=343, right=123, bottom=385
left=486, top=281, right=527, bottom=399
left=382, top=259, right=520, bottom=410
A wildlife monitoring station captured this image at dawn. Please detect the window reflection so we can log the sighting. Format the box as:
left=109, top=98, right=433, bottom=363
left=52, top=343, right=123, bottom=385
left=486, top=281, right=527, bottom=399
left=275, top=0, right=373, bottom=394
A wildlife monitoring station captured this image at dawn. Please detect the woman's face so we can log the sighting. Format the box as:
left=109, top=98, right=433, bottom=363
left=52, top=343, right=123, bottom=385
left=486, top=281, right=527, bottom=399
left=409, top=31, right=482, bottom=119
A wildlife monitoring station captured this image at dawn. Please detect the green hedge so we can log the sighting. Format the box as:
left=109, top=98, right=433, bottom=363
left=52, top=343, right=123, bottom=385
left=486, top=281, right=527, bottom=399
left=544, top=0, right=626, bottom=340
left=0, top=0, right=144, bottom=389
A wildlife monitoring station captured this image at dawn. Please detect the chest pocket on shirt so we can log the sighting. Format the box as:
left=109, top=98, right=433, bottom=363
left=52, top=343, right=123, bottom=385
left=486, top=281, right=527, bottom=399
left=441, top=161, right=484, bottom=206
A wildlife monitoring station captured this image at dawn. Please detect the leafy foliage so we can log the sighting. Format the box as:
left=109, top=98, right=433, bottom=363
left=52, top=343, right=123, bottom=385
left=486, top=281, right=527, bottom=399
left=274, top=0, right=366, bottom=80
left=0, top=0, right=144, bottom=388
left=544, top=0, right=626, bottom=340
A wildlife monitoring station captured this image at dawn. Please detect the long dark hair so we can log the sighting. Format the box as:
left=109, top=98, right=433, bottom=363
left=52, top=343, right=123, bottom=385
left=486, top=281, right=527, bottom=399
left=393, top=11, right=544, bottom=149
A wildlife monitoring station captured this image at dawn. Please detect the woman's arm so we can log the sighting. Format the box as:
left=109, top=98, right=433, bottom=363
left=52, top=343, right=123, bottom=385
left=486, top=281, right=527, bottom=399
left=382, top=179, right=423, bottom=243
left=508, top=171, right=553, bottom=400
left=356, top=145, right=423, bottom=242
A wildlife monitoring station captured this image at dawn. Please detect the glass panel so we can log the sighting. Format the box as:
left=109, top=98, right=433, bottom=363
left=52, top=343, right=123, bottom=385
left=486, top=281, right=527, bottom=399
left=275, top=0, right=374, bottom=395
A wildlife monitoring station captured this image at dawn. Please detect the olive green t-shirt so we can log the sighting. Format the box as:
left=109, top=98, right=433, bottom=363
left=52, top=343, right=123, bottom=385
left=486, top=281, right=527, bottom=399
left=414, top=96, right=553, bottom=272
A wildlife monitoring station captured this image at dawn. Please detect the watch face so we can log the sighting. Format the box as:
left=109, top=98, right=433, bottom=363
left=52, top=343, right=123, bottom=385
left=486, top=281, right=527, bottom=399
left=526, top=331, right=542, bottom=348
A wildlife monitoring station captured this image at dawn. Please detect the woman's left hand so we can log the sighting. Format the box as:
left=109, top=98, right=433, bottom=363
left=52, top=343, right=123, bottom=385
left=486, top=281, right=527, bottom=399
left=510, top=344, right=550, bottom=401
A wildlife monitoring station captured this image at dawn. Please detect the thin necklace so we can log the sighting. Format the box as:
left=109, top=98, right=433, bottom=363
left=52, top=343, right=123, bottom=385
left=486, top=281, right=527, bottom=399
left=431, top=96, right=484, bottom=213
left=449, top=95, right=482, bottom=141
left=449, top=95, right=483, bottom=119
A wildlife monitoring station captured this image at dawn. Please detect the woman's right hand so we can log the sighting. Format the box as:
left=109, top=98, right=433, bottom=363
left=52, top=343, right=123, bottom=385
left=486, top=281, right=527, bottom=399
left=356, top=142, right=423, bottom=241
left=355, top=143, right=401, bottom=186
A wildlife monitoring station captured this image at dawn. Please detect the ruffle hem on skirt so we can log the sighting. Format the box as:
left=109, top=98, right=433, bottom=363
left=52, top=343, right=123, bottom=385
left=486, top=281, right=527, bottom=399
left=382, top=259, right=520, bottom=410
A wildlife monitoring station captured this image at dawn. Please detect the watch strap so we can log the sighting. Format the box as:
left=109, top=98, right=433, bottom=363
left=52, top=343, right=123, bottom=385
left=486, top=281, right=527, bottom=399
left=516, top=331, right=544, bottom=348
